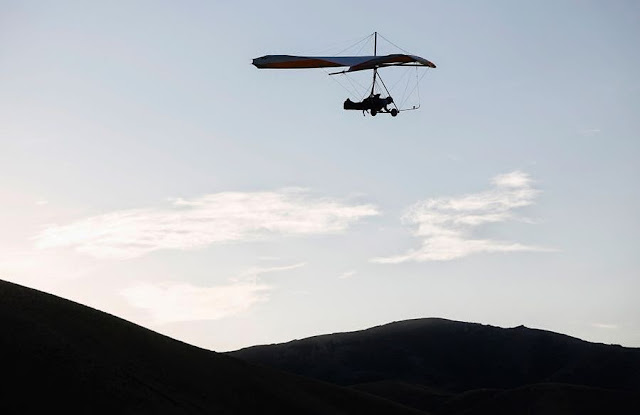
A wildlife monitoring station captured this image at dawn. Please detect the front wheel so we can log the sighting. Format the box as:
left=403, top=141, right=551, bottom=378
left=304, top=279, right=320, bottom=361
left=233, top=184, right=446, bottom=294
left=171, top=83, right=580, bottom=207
left=391, top=109, right=398, bottom=117
left=371, top=109, right=377, bottom=116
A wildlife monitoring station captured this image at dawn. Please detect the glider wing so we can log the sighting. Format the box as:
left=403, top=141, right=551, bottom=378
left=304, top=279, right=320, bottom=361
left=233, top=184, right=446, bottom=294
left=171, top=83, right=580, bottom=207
left=252, top=54, right=436, bottom=71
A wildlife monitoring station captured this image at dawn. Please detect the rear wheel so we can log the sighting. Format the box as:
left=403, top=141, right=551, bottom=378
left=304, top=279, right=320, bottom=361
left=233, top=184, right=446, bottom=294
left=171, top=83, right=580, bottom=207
left=371, top=109, right=377, bottom=116
left=391, top=109, right=398, bottom=117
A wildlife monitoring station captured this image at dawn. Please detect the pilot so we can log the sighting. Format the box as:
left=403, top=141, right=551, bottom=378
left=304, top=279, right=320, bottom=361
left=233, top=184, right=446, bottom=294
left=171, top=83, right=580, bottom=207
left=369, top=94, right=392, bottom=112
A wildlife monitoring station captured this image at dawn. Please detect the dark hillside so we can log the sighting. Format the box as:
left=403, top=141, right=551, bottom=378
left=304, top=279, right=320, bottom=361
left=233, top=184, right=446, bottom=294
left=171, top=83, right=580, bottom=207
left=229, top=318, right=640, bottom=413
left=230, top=318, right=640, bottom=392
left=0, top=279, right=424, bottom=414
left=436, top=383, right=639, bottom=415
left=351, top=381, right=453, bottom=413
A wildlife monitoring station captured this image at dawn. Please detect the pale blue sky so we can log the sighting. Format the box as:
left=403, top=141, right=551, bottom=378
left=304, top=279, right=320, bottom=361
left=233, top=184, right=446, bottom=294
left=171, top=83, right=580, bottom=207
left=1, top=1, right=639, bottom=351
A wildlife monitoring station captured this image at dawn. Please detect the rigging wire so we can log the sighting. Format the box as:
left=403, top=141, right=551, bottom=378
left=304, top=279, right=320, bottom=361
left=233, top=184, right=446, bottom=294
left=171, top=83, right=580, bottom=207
left=374, top=72, right=400, bottom=112
left=377, top=33, right=413, bottom=55
left=323, top=69, right=358, bottom=100
left=346, top=74, right=369, bottom=99
left=353, top=35, right=374, bottom=57
left=398, top=69, right=413, bottom=109
left=322, top=69, right=370, bottom=101
left=386, top=67, right=413, bottom=106
left=376, top=33, right=432, bottom=110
left=309, top=33, right=371, bottom=56
left=335, top=33, right=374, bottom=56
left=320, top=33, right=375, bottom=101
left=400, top=68, right=430, bottom=110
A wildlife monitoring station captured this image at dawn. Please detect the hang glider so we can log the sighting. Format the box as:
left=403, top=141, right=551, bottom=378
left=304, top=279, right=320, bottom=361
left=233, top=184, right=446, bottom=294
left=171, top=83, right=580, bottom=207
left=252, top=32, right=436, bottom=117
left=252, top=54, right=436, bottom=73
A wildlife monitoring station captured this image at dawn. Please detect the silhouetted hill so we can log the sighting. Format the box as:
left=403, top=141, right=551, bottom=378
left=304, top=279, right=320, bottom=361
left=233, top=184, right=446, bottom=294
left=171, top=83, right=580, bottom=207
left=436, top=383, right=637, bottom=415
left=0, top=279, right=424, bottom=414
left=229, top=318, right=640, bottom=414
left=351, top=380, right=453, bottom=413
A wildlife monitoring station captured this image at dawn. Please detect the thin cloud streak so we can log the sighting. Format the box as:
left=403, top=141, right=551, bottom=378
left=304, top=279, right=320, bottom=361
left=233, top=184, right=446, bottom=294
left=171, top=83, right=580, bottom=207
left=339, top=270, right=357, bottom=279
left=122, top=263, right=305, bottom=324
left=34, top=190, right=379, bottom=259
left=592, top=323, right=619, bottom=330
left=373, top=171, right=553, bottom=263
left=236, top=262, right=307, bottom=282
left=122, top=281, right=270, bottom=324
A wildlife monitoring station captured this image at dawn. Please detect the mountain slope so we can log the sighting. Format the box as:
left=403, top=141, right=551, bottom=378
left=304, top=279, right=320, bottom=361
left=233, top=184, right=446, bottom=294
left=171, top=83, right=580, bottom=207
left=230, top=318, right=640, bottom=392
left=436, top=383, right=638, bottom=415
left=0, top=279, right=424, bottom=414
left=229, top=318, right=640, bottom=413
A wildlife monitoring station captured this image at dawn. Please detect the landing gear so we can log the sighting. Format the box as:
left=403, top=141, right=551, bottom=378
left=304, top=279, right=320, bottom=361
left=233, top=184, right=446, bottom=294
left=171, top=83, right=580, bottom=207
left=391, top=108, right=398, bottom=117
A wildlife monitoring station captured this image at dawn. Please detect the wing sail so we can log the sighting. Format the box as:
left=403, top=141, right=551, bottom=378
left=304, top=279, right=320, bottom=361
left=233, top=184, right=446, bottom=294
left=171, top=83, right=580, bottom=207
left=252, top=54, right=436, bottom=71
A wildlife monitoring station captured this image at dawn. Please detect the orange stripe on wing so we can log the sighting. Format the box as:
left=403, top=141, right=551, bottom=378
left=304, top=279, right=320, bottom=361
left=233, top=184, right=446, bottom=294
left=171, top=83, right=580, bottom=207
left=264, top=59, right=343, bottom=69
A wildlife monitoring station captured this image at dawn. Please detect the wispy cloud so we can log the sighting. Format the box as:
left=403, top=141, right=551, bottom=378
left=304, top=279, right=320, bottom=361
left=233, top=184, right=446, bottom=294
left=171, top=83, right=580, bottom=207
left=592, top=322, right=619, bottom=330
left=373, top=171, right=552, bottom=263
left=257, top=256, right=281, bottom=261
left=122, top=281, right=270, bottom=324
left=235, top=263, right=306, bottom=282
left=339, top=270, right=356, bottom=279
left=34, top=190, right=379, bottom=259
left=580, top=128, right=601, bottom=136
left=122, top=263, right=305, bottom=324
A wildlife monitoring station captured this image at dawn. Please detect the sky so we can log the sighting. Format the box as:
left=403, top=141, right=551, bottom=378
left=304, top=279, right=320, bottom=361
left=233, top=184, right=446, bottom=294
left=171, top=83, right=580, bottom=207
left=1, top=1, right=639, bottom=352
